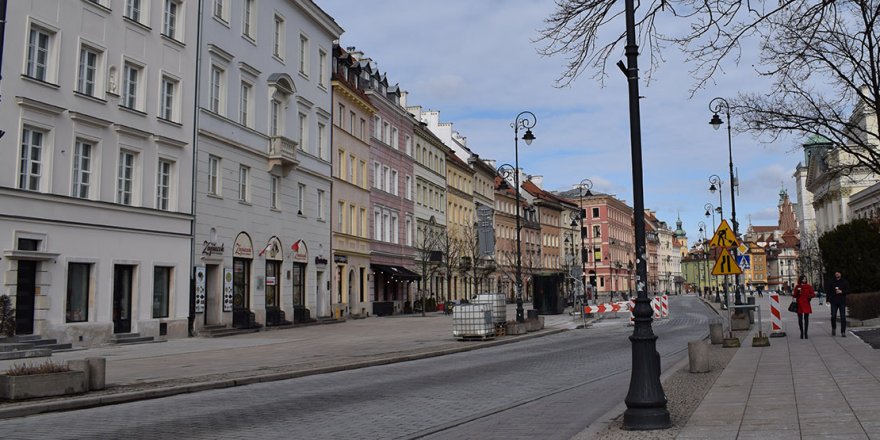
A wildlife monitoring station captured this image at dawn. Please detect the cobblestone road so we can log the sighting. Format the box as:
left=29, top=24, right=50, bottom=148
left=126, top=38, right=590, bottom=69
left=2, top=296, right=715, bottom=439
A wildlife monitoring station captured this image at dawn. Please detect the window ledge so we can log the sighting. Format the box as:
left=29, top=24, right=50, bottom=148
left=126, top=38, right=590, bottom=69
left=20, top=75, right=60, bottom=89
left=123, top=16, right=152, bottom=32
left=119, top=105, right=148, bottom=117
left=206, top=193, right=223, bottom=200
left=158, top=116, right=183, bottom=127
left=161, top=34, right=185, bottom=48
left=238, top=200, right=252, bottom=206
left=73, top=91, right=108, bottom=104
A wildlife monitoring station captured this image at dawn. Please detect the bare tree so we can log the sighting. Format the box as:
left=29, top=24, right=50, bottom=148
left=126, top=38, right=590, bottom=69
left=440, top=226, right=464, bottom=302
left=414, top=223, right=444, bottom=317
left=458, top=222, right=498, bottom=298
left=799, top=230, right=825, bottom=290
left=538, top=1, right=880, bottom=173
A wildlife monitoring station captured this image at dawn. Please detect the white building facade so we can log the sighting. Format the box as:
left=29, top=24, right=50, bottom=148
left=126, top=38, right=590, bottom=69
left=0, top=0, right=198, bottom=345
left=192, top=0, right=341, bottom=331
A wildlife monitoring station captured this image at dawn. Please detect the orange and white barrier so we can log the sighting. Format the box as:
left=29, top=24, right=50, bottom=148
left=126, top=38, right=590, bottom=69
left=583, top=301, right=630, bottom=314
left=651, top=297, right=662, bottom=319
left=661, top=294, right=669, bottom=318
left=769, top=293, right=785, bottom=337
left=629, top=299, right=635, bottom=325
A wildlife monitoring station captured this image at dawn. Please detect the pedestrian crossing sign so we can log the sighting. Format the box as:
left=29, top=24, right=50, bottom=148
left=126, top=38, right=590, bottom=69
left=709, top=219, right=737, bottom=248
left=737, top=255, right=751, bottom=270
left=712, top=248, right=743, bottom=275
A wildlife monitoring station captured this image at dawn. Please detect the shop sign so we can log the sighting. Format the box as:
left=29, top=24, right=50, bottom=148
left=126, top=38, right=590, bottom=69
left=194, top=266, right=206, bottom=313
left=334, top=255, right=348, bottom=264
left=315, top=256, right=328, bottom=266
left=223, top=267, right=234, bottom=312
left=266, top=276, right=276, bottom=286
left=202, top=241, right=225, bottom=256
left=291, top=239, right=308, bottom=263
left=233, top=232, right=254, bottom=258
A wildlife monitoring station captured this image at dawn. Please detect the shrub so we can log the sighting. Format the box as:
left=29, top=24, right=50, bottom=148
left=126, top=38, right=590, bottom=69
left=0, top=295, right=14, bottom=337
left=426, top=297, right=437, bottom=312
left=847, top=291, right=880, bottom=321
left=4, top=361, right=70, bottom=377
left=819, top=219, right=880, bottom=293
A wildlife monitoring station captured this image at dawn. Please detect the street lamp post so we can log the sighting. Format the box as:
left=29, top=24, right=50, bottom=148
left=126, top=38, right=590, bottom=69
left=574, top=179, right=594, bottom=303
left=620, top=0, right=670, bottom=428
left=708, top=175, right=730, bottom=307
left=710, top=97, right=741, bottom=307
left=698, top=221, right=709, bottom=299
left=498, top=111, right=535, bottom=323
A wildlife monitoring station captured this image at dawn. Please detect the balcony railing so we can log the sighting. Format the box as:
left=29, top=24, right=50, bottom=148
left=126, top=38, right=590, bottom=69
left=267, top=135, right=299, bottom=175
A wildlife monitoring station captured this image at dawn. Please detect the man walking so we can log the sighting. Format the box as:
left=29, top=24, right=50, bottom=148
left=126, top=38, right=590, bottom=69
left=829, top=271, right=850, bottom=337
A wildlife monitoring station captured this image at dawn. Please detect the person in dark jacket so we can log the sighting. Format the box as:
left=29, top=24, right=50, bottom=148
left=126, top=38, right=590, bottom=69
left=792, top=275, right=815, bottom=339
left=828, top=271, right=850, bottom=337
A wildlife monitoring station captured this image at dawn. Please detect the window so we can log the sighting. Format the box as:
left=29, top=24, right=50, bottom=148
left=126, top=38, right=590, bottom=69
left=349, top=205, right=356, bottom=235
left=162, top=0, right=180, bottom=40
left=317, top=189, right=325, bottom=220
left=349, top=111, right=356, bottom=133
left=592, top=207, right=600, bottom=218
left=26, top=26, right=51, bottom=81
left=238, top=165, right=249, bottom=202
left=593, top=225, right=601, bottom=238
left=273, top=16, right=284, bottom=58
left=156, top=159, right=172, bottom=210
left=116, top=150, right=135, bottom=205
left=77, top=46, right=99, bottom=96
left=382, top=166, right=389, bottom=192
left=359, top=161, right=366, bottom=187
left=18, top=127, right=44, bottom=191
left=337, top=201, right=344, bottom=231
left=297, top=184, right=305, bottom=214
left=122, top=62, right=141, bottom=110
left=360, top=118, right=366, bottom=140
left=153, top=267, right=171, bottom=318
left=406, top=217, right=413, bottom=246
left=390, top=170, right=398, bottom=196
left=270, top=175, right=280, bottom=209
left=391, top=213, right=399, bottom=244
left=337, top=104, right=345, bottom=126
left=209, top=66, right=224, bottom=114
left=337, top=150, right=344, bottom=178
left=125, top=0, right=141, bottom=22
left=391, top=127, right=399, bottom=149
left=242, top=0, right=255, bottom=39
left=383, top=211, right=390, bottom=242
left=207, top=155, right=220, bottom=195
left=360, top=208, right=366, bottom=237
left=318, top=49, right=327, bottom=87
left=72, top=139, right=93, bottom=199
left=405, top=135, right=412, bottom=156
left=66, top=263, right=91, bottom=323
left=212, top=0, right=225, bottom=21
left=239, top=81, right=252, bottom=127
left=298, top=112, right=307, bottom=150
left=160, top=76, right=177, bottom=121
left=270, top=99, right=281, bottom=136
left=317, top=122, right=326, bottom=159
left=373, top=162, right=380, bottom=189
left=405, top=176, right=412, bottom=200
left=299, top=34, right=309, bottom=75
left=348, top=155, right=355, bottom=182
left=374, top=209, right=382, bottom=240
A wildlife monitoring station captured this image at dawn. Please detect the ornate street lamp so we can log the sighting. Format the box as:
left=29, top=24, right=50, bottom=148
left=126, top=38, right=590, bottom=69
left=709, top=97, right=742, bottom=306
left=573, top=178, right=595, bottom=303
left=620, top=0, right=669, bottom=428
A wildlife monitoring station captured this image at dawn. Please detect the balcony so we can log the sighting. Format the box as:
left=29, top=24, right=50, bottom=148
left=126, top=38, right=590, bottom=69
left=267, top=136, right=299, bottom=176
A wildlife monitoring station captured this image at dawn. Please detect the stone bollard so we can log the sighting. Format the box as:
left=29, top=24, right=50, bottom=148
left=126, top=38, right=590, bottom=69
left=709, top=322, right=723, bottom=345
left=688, top=340, right=710, bottom=373
left=67, top=359, right=91, bottom=391
left=85, top=357, right=106, bottom=391
left=747, top=297, right=756, bottom=324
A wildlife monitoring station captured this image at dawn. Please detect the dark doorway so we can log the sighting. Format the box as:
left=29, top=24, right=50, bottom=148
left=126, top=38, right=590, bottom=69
left=113, top=265, right=135, bottom=333
left=15, top=261, right=37, bottom=335
left=232, top=258, right=251, bottom=327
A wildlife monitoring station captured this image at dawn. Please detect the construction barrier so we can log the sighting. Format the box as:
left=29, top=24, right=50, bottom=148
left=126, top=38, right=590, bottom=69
left=769, top=293, right=786, bottom=337
left=652, top=297, right=662, bottom=319
left=583, top=301, right=630, bottom=314
left=629, top=299, right=635, bottom=325
left=661, top=294, right=669, bottom=318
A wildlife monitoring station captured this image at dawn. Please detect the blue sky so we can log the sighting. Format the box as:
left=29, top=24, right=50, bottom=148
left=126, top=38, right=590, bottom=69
left=320, top=0, right=803, bottom=243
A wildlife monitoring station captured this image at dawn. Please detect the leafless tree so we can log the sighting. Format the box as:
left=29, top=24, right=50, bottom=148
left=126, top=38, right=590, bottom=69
left=538, top=1, right=880, bottom=174
left=440, top=226, right=464, bottom=302
left=458, top=223, right=497, bottom=297
left=414, top=223, right=444, bottom=316
left=798, top=230, right=825, bottom=290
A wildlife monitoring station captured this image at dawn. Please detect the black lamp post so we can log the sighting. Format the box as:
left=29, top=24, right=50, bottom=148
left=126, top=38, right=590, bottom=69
left=574, top=178, right=594, bottom=303
left=698, top=221, right=709, bottom=299
left=709, top=97, right=741, bottom=307
left=708, top=175, right=730, bottom=307
left=620, top=0, right=670, bottom=428
left=499, top=109, right=536, bottom=324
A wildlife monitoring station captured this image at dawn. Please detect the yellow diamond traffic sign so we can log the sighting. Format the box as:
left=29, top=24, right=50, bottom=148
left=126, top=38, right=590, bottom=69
left=712, top=248, right=743, bottom=276
left=709, top=219, right=737, bottom=248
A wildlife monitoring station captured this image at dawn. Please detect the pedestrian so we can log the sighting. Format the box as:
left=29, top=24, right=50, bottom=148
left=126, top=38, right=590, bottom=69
left=828, top=270, right=850, bottom=337
left=792, top=275, right=815, bottom=339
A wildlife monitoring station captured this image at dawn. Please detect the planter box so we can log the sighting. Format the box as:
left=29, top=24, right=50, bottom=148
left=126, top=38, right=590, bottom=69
left=0, top=371, right=87, bottom=400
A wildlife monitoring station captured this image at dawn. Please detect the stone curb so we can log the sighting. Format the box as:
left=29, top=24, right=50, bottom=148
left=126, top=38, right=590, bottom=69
left=0, top=327, right=567, bottom=419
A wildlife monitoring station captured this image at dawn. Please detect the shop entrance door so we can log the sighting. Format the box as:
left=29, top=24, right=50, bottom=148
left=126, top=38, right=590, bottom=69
left=15, top=261, right=37, bottom=335
left=232, top=258, right=251, bottom=327
left=113, top=265, right=134, bottom=333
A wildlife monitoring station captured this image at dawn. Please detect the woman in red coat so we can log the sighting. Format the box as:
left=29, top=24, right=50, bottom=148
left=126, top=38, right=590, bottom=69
left=793, top=275, right=816, bottom=339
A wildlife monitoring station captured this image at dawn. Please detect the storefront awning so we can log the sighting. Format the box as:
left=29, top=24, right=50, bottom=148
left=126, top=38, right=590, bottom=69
left=372, top=264, right=421, bottom=281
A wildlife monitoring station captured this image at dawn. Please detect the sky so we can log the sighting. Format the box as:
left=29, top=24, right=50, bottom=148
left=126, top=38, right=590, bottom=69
left=319, top=0, right=803, bottom=244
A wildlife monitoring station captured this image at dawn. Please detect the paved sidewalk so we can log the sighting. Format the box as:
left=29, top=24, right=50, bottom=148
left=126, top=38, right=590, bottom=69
left=678, top=298, right=880, bottom=439
left=0, top=303, right=588, bottom=419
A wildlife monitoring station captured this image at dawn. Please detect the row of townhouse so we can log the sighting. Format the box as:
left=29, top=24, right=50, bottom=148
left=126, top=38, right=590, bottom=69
left=1, top=1, right=690, bottom=347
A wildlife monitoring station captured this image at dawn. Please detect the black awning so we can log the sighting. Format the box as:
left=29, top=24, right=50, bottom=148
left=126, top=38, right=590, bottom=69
left=372, top=264, right=421, bottom=281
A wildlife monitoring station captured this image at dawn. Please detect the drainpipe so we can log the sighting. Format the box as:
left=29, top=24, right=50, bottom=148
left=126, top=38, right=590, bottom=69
left=187, top=0, right=205, bottom=337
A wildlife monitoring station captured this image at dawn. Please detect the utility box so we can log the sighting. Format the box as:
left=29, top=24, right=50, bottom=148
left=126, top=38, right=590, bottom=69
left=453, top=304, right=494, bottom=339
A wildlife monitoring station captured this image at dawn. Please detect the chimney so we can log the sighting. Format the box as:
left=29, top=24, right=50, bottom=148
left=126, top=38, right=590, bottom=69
left=400, top=91, right=408, bottom=108
left=531, top=175, right=544, bottom=189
